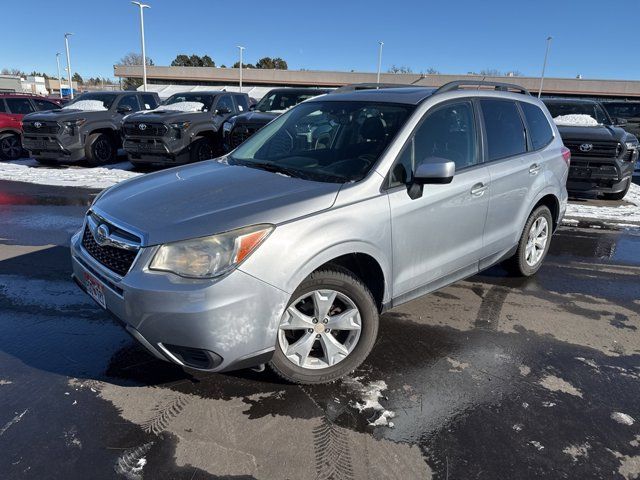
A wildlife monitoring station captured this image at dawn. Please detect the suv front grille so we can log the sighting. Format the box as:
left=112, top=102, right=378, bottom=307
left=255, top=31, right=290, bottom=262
left=81, top=224, right=139, bottom=276
left=123, top=122, right=168, bottom=137
left=564, top=140, right=621, bottom=158
left=22, top=121, right=60, bottom=134
left=229, top=124, right=261, bottom=148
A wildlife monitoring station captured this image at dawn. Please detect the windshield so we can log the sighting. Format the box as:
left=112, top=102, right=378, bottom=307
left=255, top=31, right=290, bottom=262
left=161, top=93, right=215, bottom=112
left=545, top=102, right=611, bottom=125
left=64, top=93, right=117, bottom=110
left=603, top=103, right=640, bottom=119
left=229, top=100, right=414, bottom=183
left=255, top=91, right=325, bottom=113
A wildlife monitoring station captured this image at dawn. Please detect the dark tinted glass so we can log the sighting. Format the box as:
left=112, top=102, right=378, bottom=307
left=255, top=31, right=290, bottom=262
left=216, top=95, right=234, bottom=113
left=141, top=94, right=158, bottom=110
left=34, top=99, right=61, bottom=111
left=480, top=99, right=526, bottom=161
left=118, top=94, right=140, bottom=111
left=234, top=94, right=249, bottom=112
left=543, top=101, right=610, bottom=125
left=0, top=100, right=6, bottom=113
left=520, top=102, right=553, bottom=150
left=603, top=103, right=640, bottom=118
left=6, top=98, right=35, bottom=114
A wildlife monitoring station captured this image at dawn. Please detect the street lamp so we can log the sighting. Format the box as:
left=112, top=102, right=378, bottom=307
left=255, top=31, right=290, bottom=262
left=376, top=41, right=384, bottom=86
left=132, top=1, right=151, bottom=92
left=237, top=45, right=245, bottom=93
left=64, top=33, right=74, bottom=99
left=55, top=53, right=63, bottom=99
left=538, top=36, right=553, bottom=98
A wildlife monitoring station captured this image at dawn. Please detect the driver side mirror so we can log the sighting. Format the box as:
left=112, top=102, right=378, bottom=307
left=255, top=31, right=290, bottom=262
left=614, top=117, right=628, bottom=126
left=249, top=104, right=256, bottom=111
left=407, top=160, right=456, bottom=199
left=215, top=106, right=231, bottom=115
left=117, top=104, right=133, bottom=114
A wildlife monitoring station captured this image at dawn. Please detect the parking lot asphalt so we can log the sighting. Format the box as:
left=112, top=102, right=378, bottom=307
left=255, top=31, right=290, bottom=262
left=0, top=179, right=639, bottom=480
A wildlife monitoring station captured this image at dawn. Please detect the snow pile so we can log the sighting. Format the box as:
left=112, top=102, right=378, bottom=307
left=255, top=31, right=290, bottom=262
left=343, top=376, right=396, bottom=427
left=155, top=102, right=205, bottom=113
left=553, top=114, right=599, bottom=127
left=611, top=412, right=635, bottom=426
left=564, top=182, right=640, bottom=226
left=62, top=100, right=107, bottom=111
left=0, top=159, right=141, bottom=189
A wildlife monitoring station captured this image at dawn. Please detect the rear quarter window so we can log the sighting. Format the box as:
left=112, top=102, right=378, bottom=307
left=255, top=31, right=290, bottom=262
left=520, top=102, right=554, bottom=150
left=480, top=99, right=527, bottom=161
left=0, top=100, right=6, bottom=113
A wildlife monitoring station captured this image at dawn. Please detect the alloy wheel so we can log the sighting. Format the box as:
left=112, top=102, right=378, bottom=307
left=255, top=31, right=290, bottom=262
left=94, top=139, right=112, bottom=163
left=277, top=289, right=362, bottom=370
left=525, top=216, right=548, bottom=267
left=1, top=135, right=22, bottom=160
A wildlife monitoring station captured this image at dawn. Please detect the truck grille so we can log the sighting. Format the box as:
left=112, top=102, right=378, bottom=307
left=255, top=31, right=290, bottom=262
left=81, top=224, right=139, bottom=276
left=229, top=124, right=261, bottom=148
left=22, top=121, right=60, bottom=135
left=564, top=140, right=621, bottom=158
left=123, top=122, right=168, bottom=137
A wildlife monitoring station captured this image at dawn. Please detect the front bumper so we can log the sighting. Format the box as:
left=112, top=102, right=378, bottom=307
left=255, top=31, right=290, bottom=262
left=123, top=136, right=190, bottom=165
left=567, top=156, right=635, bottom=194
left=70, top=229, right=288, bottom=372
left=23, top=133, right=85, bottom=162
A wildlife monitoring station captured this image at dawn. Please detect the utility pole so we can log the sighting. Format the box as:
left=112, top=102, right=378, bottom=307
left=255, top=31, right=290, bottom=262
left=376, top=41, right=384, bottom=86
left=132, top=2, right=151, bottom=91
left=237, top=45, right=245, bottom=93
left=55, top=53, right=63, bottom=98
left=64, top=33, right=74, bottom=99
left=538, top=36, right=552, bottom=98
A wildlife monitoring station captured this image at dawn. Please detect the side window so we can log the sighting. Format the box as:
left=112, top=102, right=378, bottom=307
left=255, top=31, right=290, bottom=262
left=5, top=98, right=35, bottom=115
left=520, top=102, right=554, bottom=150
left=215, top=95, right=235, bottom=114
left=0, top=100, right=6, bottom=113
left=141, top=94, right=158, bottom=110
left=389, top=102, right=478, bottom=187
left=117, top=94, right=140, bottom=112
left=480, top=99, right=526, bottom=161
left=34, top=99, right=61, bottom=111
left=234, top=94, right=249, bottom=112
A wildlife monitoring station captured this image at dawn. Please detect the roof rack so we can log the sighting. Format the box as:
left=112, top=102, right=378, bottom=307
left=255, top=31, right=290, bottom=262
left=331, top=83, right=416, bottom=93
left=434, top=80, right=531, bottom=96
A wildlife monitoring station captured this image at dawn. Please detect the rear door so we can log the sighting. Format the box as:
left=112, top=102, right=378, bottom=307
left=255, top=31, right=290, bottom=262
left=5, top=97, right=35, bottom=124
left=387, top=100, right=490, bottom=300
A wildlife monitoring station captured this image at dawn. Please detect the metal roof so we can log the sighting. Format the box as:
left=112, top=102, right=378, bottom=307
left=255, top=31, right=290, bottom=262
left=318, top=87, right=436, bottom=105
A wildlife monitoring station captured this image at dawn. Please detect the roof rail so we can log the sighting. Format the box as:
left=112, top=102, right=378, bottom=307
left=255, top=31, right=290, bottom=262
left=331, top=83, right=416, bottom=93
left=434, top=80, right=531, bottom=96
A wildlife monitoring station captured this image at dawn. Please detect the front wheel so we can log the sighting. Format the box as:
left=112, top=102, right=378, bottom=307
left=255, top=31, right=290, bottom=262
left=189, top=137, right=215, bottom=163
left=85, top=132, right=116, bottom=166
left=505, top=205, right=553, bottom=277
left=269, top=268, right=379, bottom=384
left=0, top=133, right=23, bottom=161
left=602, top=178, right=631, bottom=201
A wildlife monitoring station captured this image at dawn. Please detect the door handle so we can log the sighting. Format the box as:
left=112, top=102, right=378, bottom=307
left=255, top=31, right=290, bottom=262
left=529, top=163, right=542, bottom=175
left=470, top=182, right=488, bottom=196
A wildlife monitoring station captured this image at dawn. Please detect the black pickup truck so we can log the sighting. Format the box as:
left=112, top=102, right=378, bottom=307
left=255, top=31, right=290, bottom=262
left=543, top=98, right=638, bottom=200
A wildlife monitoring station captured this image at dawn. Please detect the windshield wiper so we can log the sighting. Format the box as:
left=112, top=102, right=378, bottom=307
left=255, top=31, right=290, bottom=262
left=242, top=161, right=308, bottom=179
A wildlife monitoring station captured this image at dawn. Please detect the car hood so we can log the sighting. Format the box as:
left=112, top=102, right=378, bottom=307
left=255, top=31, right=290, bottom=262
left=94, top=160, right=341, bottom=246
left=126, top=110, right=204, bottom=123
left=232, top=111, right=280, bottom=125
left=556, top=125, right=628, bottom=142
left=23, top=109, right=109, bottom=122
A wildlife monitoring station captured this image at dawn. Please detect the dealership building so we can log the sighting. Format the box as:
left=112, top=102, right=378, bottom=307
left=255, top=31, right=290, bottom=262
left=114, top=64, right=640, bottom=100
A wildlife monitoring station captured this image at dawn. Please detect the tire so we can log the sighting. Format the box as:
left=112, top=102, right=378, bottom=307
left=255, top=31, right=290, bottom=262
left=269, top=267, right=379, bottom=384
left=0, top=133, right=23, bottom=161
left=189, top=137, right=215, bottom=163
left=602, top=178, right=631, bottom=201
left=85, top=132, right=116, bottom=166
left=505, top=205, right=553, bottom=277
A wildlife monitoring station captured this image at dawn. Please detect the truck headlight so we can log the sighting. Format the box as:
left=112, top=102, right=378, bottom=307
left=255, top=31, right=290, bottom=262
left=170, top=121, right=190, bottom=130
left=149, top=224, right=273, bottom=278
left=625, top=141, right=638, bottom=150
left=62, top=118, right=86, bottom=135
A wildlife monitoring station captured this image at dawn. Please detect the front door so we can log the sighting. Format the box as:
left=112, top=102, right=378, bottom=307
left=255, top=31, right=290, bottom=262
left=387, top=100, right=490, bottom=300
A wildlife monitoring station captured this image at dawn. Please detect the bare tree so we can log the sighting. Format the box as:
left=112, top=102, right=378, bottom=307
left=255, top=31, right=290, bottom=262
left=117, top=52, right=154, bottom=90
left=388, top=65, right=413, bottom=74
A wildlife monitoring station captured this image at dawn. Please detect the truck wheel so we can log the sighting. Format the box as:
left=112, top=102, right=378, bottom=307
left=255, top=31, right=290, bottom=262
left=85, top=133, right=116, bottom=166
left=0, top=133, right=23, bottom=161
left=505, top=205, right=553, bottom=277
left=269, top=267, right=379, bottom=384
left=189, top=137, right=215, bottom=163
left=602, top=178, right=631, bottom=201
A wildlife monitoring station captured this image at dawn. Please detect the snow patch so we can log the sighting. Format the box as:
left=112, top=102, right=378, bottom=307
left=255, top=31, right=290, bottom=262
left=343, top=377, right=396, bottom=428
left=0, top=380, right=12, bottom=386
left=62, top=100, right=107, bottom=111
left=538, top=374, right=583, bottom=398
left=611, top=412, right=635, bottom=426
left=519, top=365, right=531, bottom=376
left=0, top=159, right=141, bottom=189
left=0, top=409, right=28, bottom=436
left=529, top=440, right=545, bottom=451
left=553, top=114, right=600, bottom=127
left=563, top=442, right=591, bottom=462
left=155, top=101, right=205, bottom=112
left=564, top=183, right=640, bottom=226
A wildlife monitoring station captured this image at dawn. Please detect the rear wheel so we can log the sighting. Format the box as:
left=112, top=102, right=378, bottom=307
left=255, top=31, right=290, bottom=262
left=505, top=205, right=553, bottom=277
left=0, top=133, right=23, bottom=160
left=269, top=268, right=379, bottom=384
left=602, top=178, right=631, bottom=201
left=189, top=137, right=215, bottom=163
left=85, top=132, right=116, bottom=166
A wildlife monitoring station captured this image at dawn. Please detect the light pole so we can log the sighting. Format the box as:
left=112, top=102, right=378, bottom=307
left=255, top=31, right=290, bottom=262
left=538, top=36, right=552, bottom=98
left=237, top=45, right=245, bottom=93
left=55, top=53, right=63, bottom=98
left=376, top=41, right=384, bottom=86
left=64, top=33, right=74, bottom=99
left=132, top=2, right=151, bottom=92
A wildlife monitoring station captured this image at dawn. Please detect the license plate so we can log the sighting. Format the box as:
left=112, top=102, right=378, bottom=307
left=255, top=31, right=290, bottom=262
left=84, top=271, right=106, bottom=309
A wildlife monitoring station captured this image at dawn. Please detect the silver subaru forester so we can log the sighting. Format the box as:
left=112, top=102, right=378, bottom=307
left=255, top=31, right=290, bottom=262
left=71, top=81, right=569, bottom=384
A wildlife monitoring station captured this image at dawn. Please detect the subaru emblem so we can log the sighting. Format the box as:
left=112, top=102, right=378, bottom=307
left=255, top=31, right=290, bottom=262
left=579, top=143, right=593, bottom=152
left=138, top=123, right=147, bottom=131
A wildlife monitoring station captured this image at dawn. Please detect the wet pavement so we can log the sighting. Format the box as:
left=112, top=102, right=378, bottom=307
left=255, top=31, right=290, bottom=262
left=1, top=180, right=639, bottom=479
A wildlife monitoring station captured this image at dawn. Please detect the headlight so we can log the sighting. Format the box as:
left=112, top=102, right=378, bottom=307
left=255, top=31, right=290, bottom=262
left=170, top=121, right=190, bottom=130
left=149, top=224, right=273, bottom=278
left=62, top=118, right=86, bottom=134
left=625, top=141, right=638, bottom=150
left=222, top=121, right=233, bottom=134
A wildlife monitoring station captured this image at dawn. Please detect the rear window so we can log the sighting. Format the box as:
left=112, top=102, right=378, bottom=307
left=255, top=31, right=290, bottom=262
left=5, top=98, right=35, bottom=115
left=480, top=99, right=527, bottom=161
left=520, top=102, right=554, bottom=150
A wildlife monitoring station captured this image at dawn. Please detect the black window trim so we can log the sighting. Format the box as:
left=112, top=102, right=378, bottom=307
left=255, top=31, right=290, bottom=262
left=384, top=97, right=483, bottom=190
left=477, top=97, right=529, bottom=164
left=0, top=99, right=6, bottom=113
left=518, top=100, right=555, bottom=153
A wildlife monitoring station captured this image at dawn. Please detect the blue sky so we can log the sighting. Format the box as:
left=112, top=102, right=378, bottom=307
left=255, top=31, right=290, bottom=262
left=2, top=0, right=639, bottom=81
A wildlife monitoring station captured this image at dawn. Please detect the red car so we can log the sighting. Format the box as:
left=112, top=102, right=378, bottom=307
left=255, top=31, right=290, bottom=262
left=0, top=93, right=62, bottom=160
